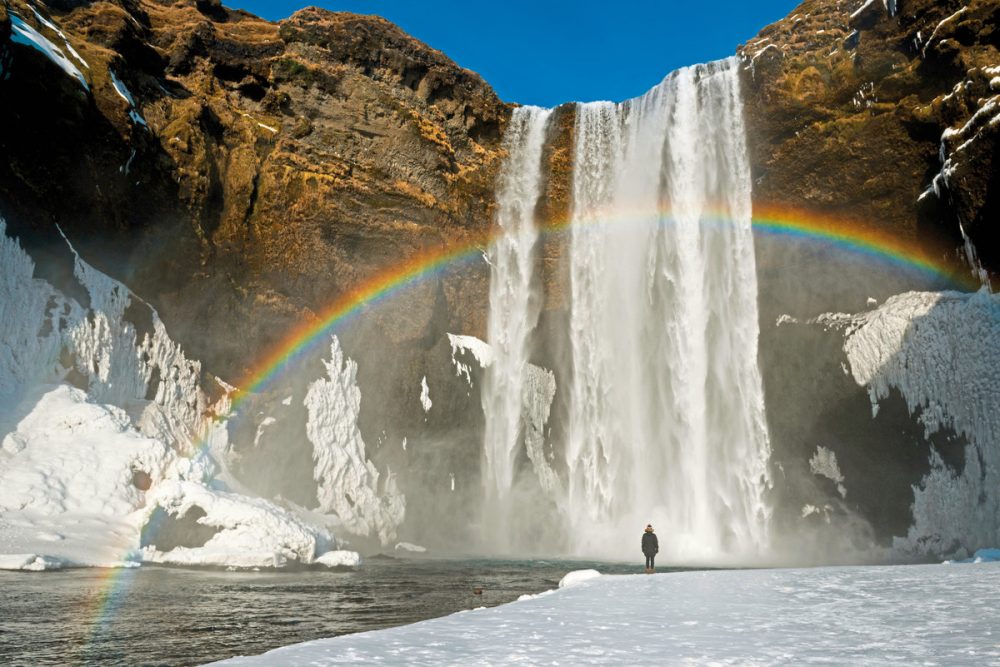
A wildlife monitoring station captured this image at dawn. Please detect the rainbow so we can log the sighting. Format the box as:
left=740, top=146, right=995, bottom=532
left=82, top=204, right=978, bottom=649
left=234, top=202, right=973, bottom=402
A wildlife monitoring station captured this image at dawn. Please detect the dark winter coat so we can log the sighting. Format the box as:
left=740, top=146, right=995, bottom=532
left=642, top=531, right=659, bottom=556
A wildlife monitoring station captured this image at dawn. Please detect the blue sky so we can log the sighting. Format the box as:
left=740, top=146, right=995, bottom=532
left=228, top=1, right=802, bottom=106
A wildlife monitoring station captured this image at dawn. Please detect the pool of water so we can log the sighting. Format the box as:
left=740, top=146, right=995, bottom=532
left=0, top=557, right=661, bottom=666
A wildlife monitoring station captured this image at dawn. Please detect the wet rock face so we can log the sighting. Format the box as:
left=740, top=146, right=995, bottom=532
left=740, top=0, right=1000, bottom=280
left=0, top=0, right=510, bottom=383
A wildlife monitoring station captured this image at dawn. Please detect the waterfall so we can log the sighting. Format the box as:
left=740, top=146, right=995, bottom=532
left=482, top=106, right=553, bottom=516
left=481, top=59, right=771, bottom=562
left=566, top=59, right=771, bottom=562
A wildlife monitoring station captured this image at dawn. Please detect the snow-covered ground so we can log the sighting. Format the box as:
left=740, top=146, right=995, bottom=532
left=214, top=562, right=1000, bottom=666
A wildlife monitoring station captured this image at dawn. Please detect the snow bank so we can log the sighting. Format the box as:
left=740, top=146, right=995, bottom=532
left=212, top=563, right=1000, bottom=665
left=0, top=553, right=69, bottom=571
left=315, top=550, right=361, bottom=568
left=140, top=481, right=331, bottom=569
left=394, top=542, right=427, bottom=553
left=829, top=289, right=1000, bottom=559
left=1, top=384, right=174, bottom=517
left=558, top=568, right=601, bottom=588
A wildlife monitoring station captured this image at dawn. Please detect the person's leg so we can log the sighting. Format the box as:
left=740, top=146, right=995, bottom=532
left=649, top=554, right=655, bottom=571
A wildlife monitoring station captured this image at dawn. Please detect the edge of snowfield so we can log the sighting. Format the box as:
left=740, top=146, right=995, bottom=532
left=0, top=219, right=386, bottom=571
left=211, top=562, right=1000, bottom=666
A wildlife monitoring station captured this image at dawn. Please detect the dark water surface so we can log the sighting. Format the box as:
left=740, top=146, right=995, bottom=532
left=0, top=557, right=657, bottom=666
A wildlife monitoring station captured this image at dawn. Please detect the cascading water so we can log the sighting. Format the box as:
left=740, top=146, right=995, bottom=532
left=566, top=59, right=771, bottom=562
left=482, top=106, right=553, bottom=527
left=482, top=59, right=771, bottom=562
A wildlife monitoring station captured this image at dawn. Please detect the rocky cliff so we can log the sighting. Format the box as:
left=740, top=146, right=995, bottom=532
left=740, top=0, right=1000, bottom=280
left=0, top=0, right=509, bottom=383
left=2, top=0, right=999, bottom=558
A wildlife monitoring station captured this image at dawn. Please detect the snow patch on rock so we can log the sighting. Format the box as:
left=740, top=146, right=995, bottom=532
left=419, top=375, right=432, bottom=413
left=447, top=333, right=494, bottom=386
left=8, top=14, right=88, bottom=90
left=809, top=446, right=846, bottom=498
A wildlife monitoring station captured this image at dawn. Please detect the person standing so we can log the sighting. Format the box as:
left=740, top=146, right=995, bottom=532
left=642, top=524, right=658, bottom=573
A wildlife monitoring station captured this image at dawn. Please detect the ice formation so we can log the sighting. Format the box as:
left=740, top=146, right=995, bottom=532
left=447, top=333, right=493, bottom=386
left=809, top=446, right=846, bottom=498
left=419, top=375, right=432, bottom=413
left=305, top=337, right=404, bottom=546
left=522, top=365, right=560, bottom=498
left=832, top=289, right=1000, bottom=558
left=314, top=550, right=361, bottom=568
left=564, top=59, right=772, bottom=561
left=0, top=220, right=354, bottom=569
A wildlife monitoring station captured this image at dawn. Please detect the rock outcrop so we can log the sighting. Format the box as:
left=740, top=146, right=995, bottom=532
left=739, top=0, right=1000, bottom=282
left=0, top=0, right=510, bottom=382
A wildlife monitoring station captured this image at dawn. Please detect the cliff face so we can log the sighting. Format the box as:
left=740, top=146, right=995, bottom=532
left=737, top=0, right=1000, bottom=556
left=740, top=0, right=1000, bottom=279
left=0, top=0, right=510, bottom=380
left=2, top=0, right=999, bottom=557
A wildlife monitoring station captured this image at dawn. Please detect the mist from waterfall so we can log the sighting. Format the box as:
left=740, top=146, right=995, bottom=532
left=566, top=58, right=771, bottom=562
left=481, top=106, right=553, bottom=531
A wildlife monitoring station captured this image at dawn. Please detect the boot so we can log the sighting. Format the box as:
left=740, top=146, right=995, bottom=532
left=644, top=567, right=651, bottom=574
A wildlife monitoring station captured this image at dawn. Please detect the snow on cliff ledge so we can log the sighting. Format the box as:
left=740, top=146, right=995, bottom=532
left=0, top=220, right=355, bottom=570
